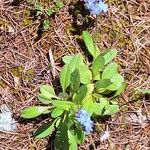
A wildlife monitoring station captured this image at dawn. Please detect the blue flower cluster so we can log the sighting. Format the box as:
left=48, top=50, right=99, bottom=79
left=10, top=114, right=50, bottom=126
left=76, top=109, right=93, bottom=134
left=83, top=0, right=108, bottom=15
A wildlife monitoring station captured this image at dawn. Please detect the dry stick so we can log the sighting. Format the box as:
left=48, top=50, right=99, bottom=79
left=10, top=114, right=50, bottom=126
left=95, top=15, right=98, bottom=46
left=89, top=134, right=96, bottom=150
left=49, top=49, right=56, bottom=80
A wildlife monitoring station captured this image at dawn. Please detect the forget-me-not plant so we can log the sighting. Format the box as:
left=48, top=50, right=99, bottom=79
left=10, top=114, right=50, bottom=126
left=21, top=31, right=126, bottom=150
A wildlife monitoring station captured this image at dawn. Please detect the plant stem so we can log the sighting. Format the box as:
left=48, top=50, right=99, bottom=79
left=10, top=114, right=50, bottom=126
left=62, top=113, right=67, bottom=122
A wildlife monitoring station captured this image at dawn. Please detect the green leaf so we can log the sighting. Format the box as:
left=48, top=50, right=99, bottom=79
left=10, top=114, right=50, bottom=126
left=51, top=108, right=64, bottom=118
left=38, top=84, right=59, bottom=103
left=103, top=101, right=119, bottom=115
left=107, top=74, right=124, bottom=91
left=77, top=64, right=92, bottom=84
left=21, top=106, right=49, bottom=119
left=94, top=98, right=108, bottom=115
left=60, top=54, right=84, bottom=92
left=95, top=79, right=112, bottom=93
left=38, top=94, right=52, bottom=104
left=54, top=122, right=69, bottom=150
left=102, top=49, right=118, bottom=65
left=58, top=92, right=69, bottom=100
left=35, top=3, right=43, bottom=11
left=60, top=64, right=72, bottom=92
left=68, top=130, right=77, bottom=150
left=82, top=31, right=99, bottom=59
left=91, top=55, right=105, bottom=78
left=42, top=108, right=53, bottom=114
left=62, top=54, right=91, bottom=84
left=55, top=0, right=64, bottom=9
left=74, top=84, right=94, bottom=103
left=139, top=89, right=150, bottom=94
left=62, top=55, right=74, bottom=64
left=52, top=100, right=75, bottom=111
left=70, top=69, right=80, bottom=93
left=92, top=93, right=103, bottom=99
left=93, top=73, right=100, bottom=80
left=46, top=9, right=54, bottom=16
left=43, top=19, right=50, bottom=30
left=82, top=95, right=94, bottom=115
left=112, top=82, right=127, bottom=98
left=74, top=126, right=85, bottom=144
left=69, top=54, right=84, bottom=71
left=39, top=84, right=58, bottom=99
left=102, top=62, right=118, bottom=79
left=34, top=120, right=56, bottom=138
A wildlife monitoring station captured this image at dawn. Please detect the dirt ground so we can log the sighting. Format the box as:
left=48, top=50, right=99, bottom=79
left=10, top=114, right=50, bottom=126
left=0, top=0, right=150, bottom=150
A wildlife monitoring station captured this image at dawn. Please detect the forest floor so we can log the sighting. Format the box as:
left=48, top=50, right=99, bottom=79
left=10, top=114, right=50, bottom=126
left=0, top=0, right=150, bottom=150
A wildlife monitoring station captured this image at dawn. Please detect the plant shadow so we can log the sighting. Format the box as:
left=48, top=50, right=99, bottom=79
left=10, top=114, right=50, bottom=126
left=68, top=0, right=95, bottom=35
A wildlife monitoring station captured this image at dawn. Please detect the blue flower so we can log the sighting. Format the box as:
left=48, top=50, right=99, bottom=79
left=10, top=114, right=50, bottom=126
left=76, top=108, right=93, bottom=134
left=83, top=0, right=108, bottom=15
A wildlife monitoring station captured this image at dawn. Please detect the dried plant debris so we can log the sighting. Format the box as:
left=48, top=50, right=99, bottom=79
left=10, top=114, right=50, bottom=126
left=125, top=109, right=149, bottom=128
left=0, top=104, right=17, bottom=132
left=100, top=130, right=110, bottom=142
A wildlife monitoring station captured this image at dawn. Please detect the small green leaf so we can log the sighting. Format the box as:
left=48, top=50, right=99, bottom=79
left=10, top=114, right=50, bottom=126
left=91, top=55, right=105, bottom=78
left=38, top=94, right=52, bottom=104
left=69, top=54, right=84, bottom=71
left=77, top=64, right=92, bottom=84
left=94, top=98, right=108, bottom=115
left=68, top=130, right=77, bottom=150
left=51, top=108, right=64, bottom=118
left=95, top=79, right=112, bottom=93
left=112, top=82, right=126, bottom=98
left=43, top=19, right=50, bottom=30
left=92, top=93, right=103, bottom=99
left=42, top=108, right=53, bottom=114
left=82, top=31, right=99, bottom=59
left=34, top=120, right=56, bottom=138
left=139, top=89, right=150, bottom=94
left=102, top=62, right=118, bottom=79
left=35, top=3, right=43, bottom=11
left=74, top=84, right=94, bottom=103
left=62, top=55, right=74, bottom=64
left=55, top=0, right=64, bottom=9
left=52, top=100, right=75, bottom=111
left=62, top=54, right=84, bottom=65
left=62, top=54, right=91, bottom=85
left=104, top=101, right=119, bottom=115
left=39, top=84, right=57, bottom=99
left=82, top=95, right=94, bottom=115
left=58, top=92, right=69, bottom=100
left=107, top=74, right=124, bottom=91
left=70, top=69, right=80, bottom=93
left=38, top=84, right=59, bottom=104
left=102, top=49, right=117, bottom=65
left=46, top=9, right=54, bottom=16
left=60, top=54, right=84, bottom=92
left=60, top=64, right=72, bottom=92
left=21, top=106, right=49, bottom=119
